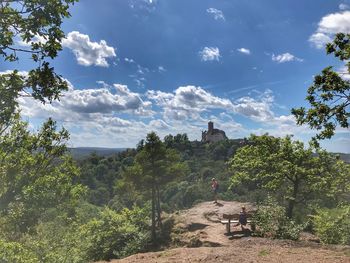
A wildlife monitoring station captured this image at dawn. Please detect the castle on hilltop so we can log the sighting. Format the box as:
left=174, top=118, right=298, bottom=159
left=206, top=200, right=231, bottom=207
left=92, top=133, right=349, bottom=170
left=201, top=121, right=227, bottom=143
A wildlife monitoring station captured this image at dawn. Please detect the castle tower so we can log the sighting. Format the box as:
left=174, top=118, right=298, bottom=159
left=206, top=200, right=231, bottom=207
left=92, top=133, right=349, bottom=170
left=208, top=121, right=214, bottom=134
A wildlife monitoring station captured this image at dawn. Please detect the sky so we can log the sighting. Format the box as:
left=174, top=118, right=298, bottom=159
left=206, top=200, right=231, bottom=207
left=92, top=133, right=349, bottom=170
left=1, top=0, right=350, bottom=152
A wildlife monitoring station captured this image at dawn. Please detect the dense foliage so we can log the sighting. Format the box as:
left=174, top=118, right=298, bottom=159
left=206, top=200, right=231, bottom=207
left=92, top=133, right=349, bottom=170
left=292, top=33, right=350, bottom=146
left=0, top=0, right=77, bottom=126
left=229, top=134, right=350, bottom=218
left=0, top=116, right=85, bottom=233
left=1, top=126, right=349, bottom=261
left=312, top=205, right=350, bottom=245
left=77, top=137, right=247, bottom=212
left=124, top=132, right=188, bottom=242
left=80, top=206, right=150, bottom=261
left=1, top=2, right=349, bottom=261
left=252, top=198, right=304, bottom=240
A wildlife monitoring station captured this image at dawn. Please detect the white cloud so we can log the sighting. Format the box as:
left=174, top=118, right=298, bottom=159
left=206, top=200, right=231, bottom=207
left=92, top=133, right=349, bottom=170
left=149, top=119, right=171, bottom=130
left=124, top=57, right=135, bottom=63
left=237, top=48, right=251, bottom=55
left=338, top=64, right=350, bottom=80
left=0, top=70, right=75, bottom=94
left=232, top=91, right=275, bottom=122
left=146, top=86, right=289, bottom=126
left=148, top=86, right=268, bottom=123
left=317, top=11, right=350, bottom=34
left=339, top=3, right=350, bottom=10
left=62, top=31, right=116, bottom=67
left=129, top=0, right=157, bottom=12
left=16, top=80, right=157, bottom=148
left=8, top=67, right=345, bottom=150
left=158, top=66, right=166, bottom=72
left=18, top=82, right=153, bottom=124
left=147, top=85, right=233, bottom=120
left=199, top=47, right=220, bottom=61
left=272, top=53, right=303, bottom=63
left=0, top=70, right=29, bottom=78
left=146, top=86, right=304, bottom=141
left=17, top=34, right=48, bottom=47
left=309, top=32, right=332, bottom=49
left=309, top=11, right=350, bottom=49
left=16, top=77, right=347, bottom=151
left=207, top=8, right=225, bottom=21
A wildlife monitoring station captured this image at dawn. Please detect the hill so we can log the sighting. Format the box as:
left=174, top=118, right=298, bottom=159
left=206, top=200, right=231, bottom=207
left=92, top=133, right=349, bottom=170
left=98, top=201, right=350, bottom=263
left=68, top=147, right=126, bottom=158
left=337, top=153, right=350, bottom=163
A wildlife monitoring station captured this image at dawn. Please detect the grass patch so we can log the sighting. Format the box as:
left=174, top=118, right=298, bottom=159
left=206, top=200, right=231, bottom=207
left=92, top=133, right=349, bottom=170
left=258, top=249, right=270, bottom=257
left=157, top=251, right=175, bottom=258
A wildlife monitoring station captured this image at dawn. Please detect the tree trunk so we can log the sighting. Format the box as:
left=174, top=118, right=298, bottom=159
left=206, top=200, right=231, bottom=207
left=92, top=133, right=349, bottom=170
left=151, top=185, right=156, bottom=242
left=0, top=189, right=15, bottom=212
left=156, top=185, right=162, bottom=228
left=287, top=179, right=299, bottom=218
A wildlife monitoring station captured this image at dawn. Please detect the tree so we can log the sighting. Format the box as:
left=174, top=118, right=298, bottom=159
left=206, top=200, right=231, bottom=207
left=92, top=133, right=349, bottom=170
left=125, top=132, right=187, bottom=243
left=80, top=207, right=150, bottom=261
left=0, top=0, right=77, bottom=126
left=0, top=115, right=85, bottom=232
left=292, top=33, right=350, bottom=146
left=164, top=133, right=191, bottom=153
left=229, top=134, right=350, bottom=218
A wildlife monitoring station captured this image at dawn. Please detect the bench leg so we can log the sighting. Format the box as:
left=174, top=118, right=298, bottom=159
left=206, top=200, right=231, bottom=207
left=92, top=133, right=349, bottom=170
left=251, top=223, right=256, bottom=232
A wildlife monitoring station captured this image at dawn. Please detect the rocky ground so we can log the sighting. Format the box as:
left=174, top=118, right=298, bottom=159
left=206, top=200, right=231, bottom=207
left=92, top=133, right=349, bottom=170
left=98, top=201, right=350, bottom=263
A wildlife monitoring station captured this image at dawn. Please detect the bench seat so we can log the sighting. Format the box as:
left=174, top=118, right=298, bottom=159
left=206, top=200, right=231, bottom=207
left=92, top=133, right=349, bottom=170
left=221, top=214, right=254, bottom=233
left=221, top=220, right=251, bottom=224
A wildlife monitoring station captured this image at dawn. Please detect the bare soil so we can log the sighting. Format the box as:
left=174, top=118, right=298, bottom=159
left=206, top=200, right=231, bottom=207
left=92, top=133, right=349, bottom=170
left=98, top=201, right=350, bottom=263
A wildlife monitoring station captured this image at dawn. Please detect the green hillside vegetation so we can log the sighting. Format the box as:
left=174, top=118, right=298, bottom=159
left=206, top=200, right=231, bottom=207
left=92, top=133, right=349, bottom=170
left=1, top=122, right=349, bottom=262
left=76, top=135, right=248, bottom=211
left=1, top=1, right=349, bottom=262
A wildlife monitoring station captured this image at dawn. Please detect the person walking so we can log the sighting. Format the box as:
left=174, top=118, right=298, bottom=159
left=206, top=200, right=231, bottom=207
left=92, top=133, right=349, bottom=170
left=211, top=178, right=219, bottom=204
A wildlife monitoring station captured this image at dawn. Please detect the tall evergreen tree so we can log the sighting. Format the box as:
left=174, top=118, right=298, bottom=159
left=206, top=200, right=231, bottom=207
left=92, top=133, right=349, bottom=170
left=125, top=132, right=187, bottom=242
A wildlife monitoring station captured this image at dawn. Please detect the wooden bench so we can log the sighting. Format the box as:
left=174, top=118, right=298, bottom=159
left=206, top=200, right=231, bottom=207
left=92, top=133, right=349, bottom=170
left=221, top=213, right=254, bottom=233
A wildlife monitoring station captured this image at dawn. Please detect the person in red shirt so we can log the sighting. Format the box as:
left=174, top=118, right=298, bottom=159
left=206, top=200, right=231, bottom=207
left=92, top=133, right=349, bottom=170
left=211, top=178, right=219, bottom=203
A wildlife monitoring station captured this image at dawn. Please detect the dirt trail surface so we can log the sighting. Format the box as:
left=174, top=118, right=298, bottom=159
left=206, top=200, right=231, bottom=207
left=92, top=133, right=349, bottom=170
left=172, top=200, right=255, bottom=247
left=98, top=201, right=350, bottom=263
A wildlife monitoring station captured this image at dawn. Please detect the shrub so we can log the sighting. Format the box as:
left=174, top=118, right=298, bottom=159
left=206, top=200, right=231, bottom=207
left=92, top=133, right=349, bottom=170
left=312, top=205, right=350, bottom=245
left=80, top=206, right=150, bottom=261
left=22, top=219, right=87, bottom=263
left=0, top=240, right=38, bottom=263
left=158, top=215, right=175, bottom=245
left=253, top=198, right=304, bottom=240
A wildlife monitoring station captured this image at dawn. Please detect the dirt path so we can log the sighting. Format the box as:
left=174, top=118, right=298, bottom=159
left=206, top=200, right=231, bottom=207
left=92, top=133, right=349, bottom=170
left=98, top=201, right=350, bottom=263
left=173, top=200, right=254, bottom=247
left=106, top=241, right=350, bottom=263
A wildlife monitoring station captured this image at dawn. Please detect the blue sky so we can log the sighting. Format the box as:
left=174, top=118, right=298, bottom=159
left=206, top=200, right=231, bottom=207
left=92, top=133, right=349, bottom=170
left=2, top=0, right=350, bottom=152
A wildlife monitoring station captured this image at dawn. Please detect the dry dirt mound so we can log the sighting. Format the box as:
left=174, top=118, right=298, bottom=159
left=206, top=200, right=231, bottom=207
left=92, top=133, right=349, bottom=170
left=98, top=201, right=350, bottom=263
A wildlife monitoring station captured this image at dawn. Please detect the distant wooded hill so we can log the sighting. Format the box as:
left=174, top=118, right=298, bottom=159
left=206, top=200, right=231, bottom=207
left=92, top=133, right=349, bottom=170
left=68, top=147, right=126, bottom=158
left=336, top=153, right=350, bottom=163
left=68, top=146, right=350, bottom=163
